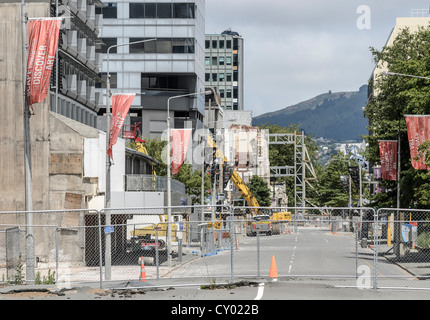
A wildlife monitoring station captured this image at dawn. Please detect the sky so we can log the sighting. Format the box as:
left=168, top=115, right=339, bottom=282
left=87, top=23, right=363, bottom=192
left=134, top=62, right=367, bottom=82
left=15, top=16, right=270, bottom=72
left=205, top=0, right=429, bottom=117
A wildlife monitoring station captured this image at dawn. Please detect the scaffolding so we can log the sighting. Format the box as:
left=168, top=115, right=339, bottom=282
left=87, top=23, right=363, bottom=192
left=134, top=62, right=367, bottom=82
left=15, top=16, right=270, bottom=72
left=267, top=132, right=316, bottom=210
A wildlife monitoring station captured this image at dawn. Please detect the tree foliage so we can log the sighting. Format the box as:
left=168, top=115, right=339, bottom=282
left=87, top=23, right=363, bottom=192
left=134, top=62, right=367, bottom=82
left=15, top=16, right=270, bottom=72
left=248, top=175, right=272, bottom=207
left=364, top=25, right=430, bottom=208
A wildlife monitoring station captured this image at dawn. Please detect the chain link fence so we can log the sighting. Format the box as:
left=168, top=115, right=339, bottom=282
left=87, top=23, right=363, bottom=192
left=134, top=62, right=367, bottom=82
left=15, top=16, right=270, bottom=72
left=4, top=206, right=430, bottom=290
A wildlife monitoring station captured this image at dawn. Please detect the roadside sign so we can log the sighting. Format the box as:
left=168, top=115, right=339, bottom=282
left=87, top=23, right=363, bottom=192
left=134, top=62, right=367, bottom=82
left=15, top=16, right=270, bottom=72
left=104, top=226, right=114, bottom=234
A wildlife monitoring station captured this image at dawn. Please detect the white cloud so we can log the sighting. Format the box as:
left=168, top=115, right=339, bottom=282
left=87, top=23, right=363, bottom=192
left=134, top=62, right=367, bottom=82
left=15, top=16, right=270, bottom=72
left=205, top=0, right=427, bottom=116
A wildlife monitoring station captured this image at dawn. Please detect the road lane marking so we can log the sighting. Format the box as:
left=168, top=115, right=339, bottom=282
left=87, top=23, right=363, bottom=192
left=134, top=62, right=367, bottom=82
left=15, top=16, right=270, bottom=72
left=254, top=283, right=265, bottom=300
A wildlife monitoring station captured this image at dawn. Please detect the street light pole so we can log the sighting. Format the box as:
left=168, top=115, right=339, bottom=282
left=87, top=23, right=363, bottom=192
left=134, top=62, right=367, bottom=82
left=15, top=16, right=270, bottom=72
left=166, top=90, right=210, bottom=266
left=104, top=38, right=155, bottom=280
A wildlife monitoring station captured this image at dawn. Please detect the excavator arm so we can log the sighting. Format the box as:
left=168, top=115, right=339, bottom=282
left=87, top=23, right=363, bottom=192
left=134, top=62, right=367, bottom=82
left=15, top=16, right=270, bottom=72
left=206, top=134, right=259, bottom=216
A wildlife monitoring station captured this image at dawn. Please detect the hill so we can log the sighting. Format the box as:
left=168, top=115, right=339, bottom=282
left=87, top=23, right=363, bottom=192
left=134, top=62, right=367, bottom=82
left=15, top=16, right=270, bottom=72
left=252, top=85, right=369, bottom=141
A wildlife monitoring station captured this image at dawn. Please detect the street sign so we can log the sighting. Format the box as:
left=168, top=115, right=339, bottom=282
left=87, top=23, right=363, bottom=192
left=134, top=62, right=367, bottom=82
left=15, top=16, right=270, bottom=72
left=104, top=226, right=114, bottom=234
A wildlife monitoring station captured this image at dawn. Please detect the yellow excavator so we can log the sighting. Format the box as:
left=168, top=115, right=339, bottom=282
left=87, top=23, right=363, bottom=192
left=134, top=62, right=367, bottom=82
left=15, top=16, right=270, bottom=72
left=206, top=134, right=259, bottom=217
left=207, top=134, right=292, bottom=233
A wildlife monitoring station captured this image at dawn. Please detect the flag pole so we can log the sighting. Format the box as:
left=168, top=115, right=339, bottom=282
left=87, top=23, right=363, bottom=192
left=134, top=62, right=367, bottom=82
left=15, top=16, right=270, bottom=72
left=21, top=0, right=35, bottom=284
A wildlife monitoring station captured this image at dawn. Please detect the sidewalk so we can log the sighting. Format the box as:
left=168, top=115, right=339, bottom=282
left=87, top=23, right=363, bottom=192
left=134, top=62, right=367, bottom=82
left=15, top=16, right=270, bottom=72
left=380, top=245, right=430, bottom=280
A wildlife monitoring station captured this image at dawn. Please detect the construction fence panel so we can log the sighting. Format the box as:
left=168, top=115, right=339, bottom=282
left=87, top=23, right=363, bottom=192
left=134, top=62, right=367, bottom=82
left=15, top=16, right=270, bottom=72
left=227, top=207, right=376, bottom=288
left=98, top=205, right=231, bottom=286
left=374, top=208, right=430, bottom=290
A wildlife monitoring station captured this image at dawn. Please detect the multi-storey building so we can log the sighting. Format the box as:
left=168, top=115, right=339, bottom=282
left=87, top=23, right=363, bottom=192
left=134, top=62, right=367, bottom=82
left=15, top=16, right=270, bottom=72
left=0, top=0, right=104, bottom=212
left=205, top=29, right=244, bottom=111
left=96, top=0, right=206, bottom=139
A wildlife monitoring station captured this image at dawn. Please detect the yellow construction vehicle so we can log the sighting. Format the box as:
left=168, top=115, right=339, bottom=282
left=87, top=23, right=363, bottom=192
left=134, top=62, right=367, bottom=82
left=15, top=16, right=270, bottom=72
left=206, top=134, right=259, bottom=218
left=129, top=214, right=179, bottom=253
left=273, top=211, right=292, bottom=221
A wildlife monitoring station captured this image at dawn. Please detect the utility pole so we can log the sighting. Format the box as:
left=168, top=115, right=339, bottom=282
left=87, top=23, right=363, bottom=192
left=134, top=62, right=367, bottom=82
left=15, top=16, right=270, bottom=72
left=21, top=0, right=35, bottom=284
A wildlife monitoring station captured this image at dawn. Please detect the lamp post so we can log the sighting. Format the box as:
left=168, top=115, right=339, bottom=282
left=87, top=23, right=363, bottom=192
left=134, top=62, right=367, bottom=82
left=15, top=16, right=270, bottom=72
left=166, top=90, right=211, bottom=266
left=104, top=38, right=155, bottom=280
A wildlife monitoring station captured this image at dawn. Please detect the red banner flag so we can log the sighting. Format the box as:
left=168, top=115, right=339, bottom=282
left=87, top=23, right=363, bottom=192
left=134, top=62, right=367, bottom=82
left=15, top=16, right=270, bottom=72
left=378, top=140, right=397, bottom=181
left=26, top=18, right=62, bottom=109
left=107, top=94, right=135, bottom=160
left=405, top=115, right=430, bottom=170
left=171, top=129, right=192, bottom=175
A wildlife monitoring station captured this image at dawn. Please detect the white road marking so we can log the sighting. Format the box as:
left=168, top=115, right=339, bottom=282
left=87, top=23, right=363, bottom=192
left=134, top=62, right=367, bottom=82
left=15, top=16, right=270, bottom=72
left=254, top=283, right=265, bottom=300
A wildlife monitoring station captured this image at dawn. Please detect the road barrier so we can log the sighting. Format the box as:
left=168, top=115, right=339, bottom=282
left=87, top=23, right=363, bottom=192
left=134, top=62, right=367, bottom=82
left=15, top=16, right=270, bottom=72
left=2, top=206, right=430, bottom=290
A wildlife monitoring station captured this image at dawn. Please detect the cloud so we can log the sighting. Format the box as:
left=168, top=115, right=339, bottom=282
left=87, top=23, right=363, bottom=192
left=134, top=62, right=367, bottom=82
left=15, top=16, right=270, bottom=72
left=205, top=0, right=428, bottom=116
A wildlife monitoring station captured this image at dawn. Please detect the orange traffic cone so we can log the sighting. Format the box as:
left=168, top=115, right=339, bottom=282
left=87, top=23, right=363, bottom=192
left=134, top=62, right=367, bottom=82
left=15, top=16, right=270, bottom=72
left=269, top=256, right=278, bottom=281
left=139, top=257, right=147, bottom=282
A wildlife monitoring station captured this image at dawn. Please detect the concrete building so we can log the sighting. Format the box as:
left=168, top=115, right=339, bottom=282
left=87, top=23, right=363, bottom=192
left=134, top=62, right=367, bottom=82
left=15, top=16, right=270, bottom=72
left=369, top=13, right=430, bottom=99
left=96, top=0, right=206, bottom=139
left=205, top=29, right=244, bottom=111
left=0, top=0, right=188, bottom=268
left=0, top=0, right=103, bottom=212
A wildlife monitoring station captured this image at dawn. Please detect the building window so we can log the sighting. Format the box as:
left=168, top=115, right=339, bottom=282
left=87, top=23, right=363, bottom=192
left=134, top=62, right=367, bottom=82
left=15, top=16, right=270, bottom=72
left=212, top=73, right=217, bottom=81
left=219, top=40, right=224, bottom=49
left=145, top=3, right=156, bottom=18
left=226, top=57, right=232, bottom=65
left=129, top=3, right=195, bottom=19
left=97, top=73, right=117, bottom=89
left=205, top=57, right=210, bottom=66
left=226, top=73, right=232, bottom=81
left=212, top=40, right=217, bottom=49
left=98, top=2, right=117, bottom=18
left=219, top=73, right=225, bottom=82
left=226, top=40, right=232, bottom=49
left=173, top=3, right=195, bottom=19
left=212, top=57, right=217, bottom=65
left=219, top=57, right=225, bottom=65
left=226, top=89, right=232, bottom=98
left=205, top=40, right=210, bottom=49
left=205, top=73, right=210, bottom=81
left=141, top=74, right=182, bottom=91
left=129, top=3, right=145, bottom=18
left=129, top=38, right=194, bottom=54
left=97, top=38, right=117, bottom=53
left=158, top=3, right=172, bottom=18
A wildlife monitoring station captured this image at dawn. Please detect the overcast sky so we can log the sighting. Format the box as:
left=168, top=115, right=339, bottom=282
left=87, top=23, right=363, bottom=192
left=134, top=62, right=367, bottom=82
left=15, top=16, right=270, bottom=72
left=205, top=0, right=429, bottom=117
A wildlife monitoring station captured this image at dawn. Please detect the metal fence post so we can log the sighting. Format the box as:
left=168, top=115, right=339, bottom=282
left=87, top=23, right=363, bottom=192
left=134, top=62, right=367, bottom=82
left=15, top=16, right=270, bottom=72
left=373, top=209, right=378, bottom=290
left=230, top=214, right=234, bottom=282
left=155, top=224, right=159, bottom=280
left=97, top=210, right=103, bottom=289
left=257, top=228, right=260, bottom=278
left=55, top=227, right=59, bottom=285
left=355, top=220, right=359, bottom=280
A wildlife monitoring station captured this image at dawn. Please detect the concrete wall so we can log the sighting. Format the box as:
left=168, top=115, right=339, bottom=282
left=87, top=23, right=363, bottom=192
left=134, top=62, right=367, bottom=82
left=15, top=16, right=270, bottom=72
left=0, top=2, right=51, bottom=212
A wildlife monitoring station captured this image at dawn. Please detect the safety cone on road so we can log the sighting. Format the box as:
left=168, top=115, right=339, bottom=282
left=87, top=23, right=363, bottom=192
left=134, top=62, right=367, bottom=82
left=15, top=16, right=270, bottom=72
left=269, top=255, right=278, bottom=282
left=139, top=257, right=147, bottom=282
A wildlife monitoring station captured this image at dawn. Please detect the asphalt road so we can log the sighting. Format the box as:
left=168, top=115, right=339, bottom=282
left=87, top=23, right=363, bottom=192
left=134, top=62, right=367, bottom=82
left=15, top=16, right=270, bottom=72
left=1, top=227, right=429, bottom=302
left=162, top=227, right=410, bottom=287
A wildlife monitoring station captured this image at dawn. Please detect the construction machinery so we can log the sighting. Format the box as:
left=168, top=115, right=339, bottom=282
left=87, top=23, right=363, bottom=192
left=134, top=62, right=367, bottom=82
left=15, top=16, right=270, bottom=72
left=128, top=214, right=180, bottom=255
left=206, top=134, right=259, bottom=217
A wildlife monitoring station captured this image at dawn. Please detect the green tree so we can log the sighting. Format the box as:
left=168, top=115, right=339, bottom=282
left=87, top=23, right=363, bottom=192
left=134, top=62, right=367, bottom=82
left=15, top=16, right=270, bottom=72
left=173, top=163, right=210, bottom=204
left=315, top=152, right=360, bottom=207
left=248, top=175, right=271, bottom=207
left=127, top=136, right=167, bottom=176
left=364, top=25, right=430, bottom=209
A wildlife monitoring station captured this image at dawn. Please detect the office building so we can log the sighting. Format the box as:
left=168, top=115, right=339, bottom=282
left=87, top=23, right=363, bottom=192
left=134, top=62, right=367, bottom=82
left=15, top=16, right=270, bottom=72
left=97, top=0, right=206, bottom=139
left=205, top=29, right=244, bottom=111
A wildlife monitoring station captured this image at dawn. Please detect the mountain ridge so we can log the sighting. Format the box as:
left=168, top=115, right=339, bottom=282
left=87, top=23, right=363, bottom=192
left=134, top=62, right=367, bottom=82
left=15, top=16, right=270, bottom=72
left=252, top=85, right=368, bottom=141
